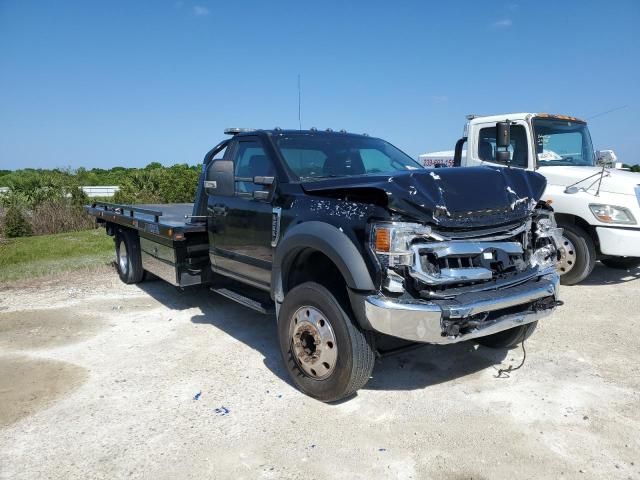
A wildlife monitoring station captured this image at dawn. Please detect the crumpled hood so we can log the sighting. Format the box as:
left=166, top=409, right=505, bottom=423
left=537, top=165, right=640, bottom=196
left=301, top=166, right=547, bottom=228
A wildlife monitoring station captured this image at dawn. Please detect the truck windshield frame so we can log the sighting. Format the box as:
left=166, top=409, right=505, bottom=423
left=532, top=118, right=596, bottom=167
left=273, top=133, right=422, bottom=181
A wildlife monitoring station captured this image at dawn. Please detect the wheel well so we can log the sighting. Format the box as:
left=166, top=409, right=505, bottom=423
left=554, top=213, right=600, bottom=252
left=285, top=249, right=348, bottom=303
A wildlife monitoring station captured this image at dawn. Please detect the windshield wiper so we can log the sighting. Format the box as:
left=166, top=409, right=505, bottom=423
left=300, top=174, right=344, bottom=180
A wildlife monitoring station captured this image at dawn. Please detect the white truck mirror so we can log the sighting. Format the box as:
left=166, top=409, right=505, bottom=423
left=596, top=150, right=617, bottom=167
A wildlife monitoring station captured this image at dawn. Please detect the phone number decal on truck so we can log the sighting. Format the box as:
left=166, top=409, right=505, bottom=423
left=422, top=157, right=453, bottom=168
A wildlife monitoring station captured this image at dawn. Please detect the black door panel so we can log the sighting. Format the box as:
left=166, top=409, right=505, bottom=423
left=207, top=137, right=275, bottom=289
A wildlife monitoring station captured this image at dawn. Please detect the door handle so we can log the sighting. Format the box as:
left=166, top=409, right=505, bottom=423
left=211, top=205, right=228, bottom=216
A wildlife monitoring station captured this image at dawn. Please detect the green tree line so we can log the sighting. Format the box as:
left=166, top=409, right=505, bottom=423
left=0, top=163, right=201, bottom=238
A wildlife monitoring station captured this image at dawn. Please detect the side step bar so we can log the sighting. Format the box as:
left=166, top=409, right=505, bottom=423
left=210, top=287, right=274, bottom=314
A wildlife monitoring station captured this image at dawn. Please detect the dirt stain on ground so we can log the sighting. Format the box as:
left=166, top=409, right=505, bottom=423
left=95, top=296, right=164, bottom=311
left=0, top=355, right=87, bottom=428
left=0, top=308, right=104, bottom=351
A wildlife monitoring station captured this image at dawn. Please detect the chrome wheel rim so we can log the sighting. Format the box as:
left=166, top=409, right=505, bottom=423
left=557, top=234, right=577, bottom=275
left=290, top=306, right=337, bottom=380
left=118, top=241, right=128, bottom=273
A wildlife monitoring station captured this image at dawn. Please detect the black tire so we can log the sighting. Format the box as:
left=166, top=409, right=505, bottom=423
left=601, top=257, right=640, bottom=270
left=278, top=282, right=375, bottom=402
left=556, top=221, right=596, bottom=285
left=476, top=321, right=538, bottom=349
left=115, top=229, right=145, bottom=284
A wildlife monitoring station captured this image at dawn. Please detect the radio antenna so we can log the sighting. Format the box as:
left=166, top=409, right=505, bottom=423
left=586, top=105, right=627, bottom=121
left=298, top=74, right=302, bottom=130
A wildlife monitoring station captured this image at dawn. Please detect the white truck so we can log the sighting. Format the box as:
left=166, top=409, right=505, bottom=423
left=421, top=113, right=640, bottom=284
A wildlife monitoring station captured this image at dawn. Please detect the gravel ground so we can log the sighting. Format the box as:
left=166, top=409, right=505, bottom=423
left=0, top=264, right=639, bottom=480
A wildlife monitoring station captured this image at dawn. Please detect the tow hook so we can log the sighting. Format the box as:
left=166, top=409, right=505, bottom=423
left=532, top=297, right=564, bottom=312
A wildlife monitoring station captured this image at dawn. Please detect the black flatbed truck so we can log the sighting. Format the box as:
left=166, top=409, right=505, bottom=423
left=87, top=127, right=563, bottom=402
left=86, top=202, right=211, bottom=286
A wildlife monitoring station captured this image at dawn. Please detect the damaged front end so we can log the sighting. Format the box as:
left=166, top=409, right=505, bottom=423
left=303, top=166, right=563, bottom=343
left=364, top=202, right=563, bottom=344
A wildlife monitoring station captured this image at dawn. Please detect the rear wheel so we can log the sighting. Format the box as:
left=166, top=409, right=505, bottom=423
left=601, top=257, right=640, bottom=270
left=278, top=282, right=375, bottom=402
left=556, top=222, right=596, bottom=285
left=476, top=321, right=538, bottom=349
left=115, top=229, right=145, bottom=284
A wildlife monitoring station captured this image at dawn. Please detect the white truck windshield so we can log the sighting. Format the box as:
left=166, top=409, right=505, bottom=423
left=533, top=118, right=595, bottom=167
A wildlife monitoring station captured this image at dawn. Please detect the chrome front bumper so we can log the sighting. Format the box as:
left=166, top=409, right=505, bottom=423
left=364, top=272, right=560, bottom=344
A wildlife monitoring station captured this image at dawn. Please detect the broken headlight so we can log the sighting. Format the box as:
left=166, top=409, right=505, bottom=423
left=370, top=222, right=431, bottom=267
left=530, top=214, right=562, bottom=270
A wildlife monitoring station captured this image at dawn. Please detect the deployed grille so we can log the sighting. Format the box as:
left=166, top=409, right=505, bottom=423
left=435, top=256, right=475, bottom=269
left=409, top=240, right=527, bottom=286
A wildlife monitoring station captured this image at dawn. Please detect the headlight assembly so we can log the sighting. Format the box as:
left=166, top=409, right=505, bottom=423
left=530, top=213, right=562, bottom=270
left=589, top=204, right=636, bottom=225
left=370, top=222, right=432, bottom=267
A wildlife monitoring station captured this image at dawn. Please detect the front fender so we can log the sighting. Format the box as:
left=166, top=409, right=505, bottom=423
left=271, top=221, right=376, bottom=303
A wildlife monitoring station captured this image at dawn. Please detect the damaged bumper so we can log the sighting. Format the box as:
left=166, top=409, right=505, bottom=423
left=364, top=271, right=560, bottom=344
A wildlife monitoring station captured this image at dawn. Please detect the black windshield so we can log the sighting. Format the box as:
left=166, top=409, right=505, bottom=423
left=274, top=133, right=422, bottom=180
left=533, top=118, right=595, bottom=167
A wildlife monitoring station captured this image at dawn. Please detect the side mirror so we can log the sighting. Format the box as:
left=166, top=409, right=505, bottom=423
left=496, top=121, right=511, bottom=147
left=205, top=159, right=235, bottom=196
left=596, top=149, right=617, bottom=167
left=496, top=121, right=512, bottom=166
left=496, top=150, right=511, bottom=163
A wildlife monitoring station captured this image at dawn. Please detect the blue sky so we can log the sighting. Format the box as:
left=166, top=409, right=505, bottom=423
left=1, top=0, right=639, bottom=170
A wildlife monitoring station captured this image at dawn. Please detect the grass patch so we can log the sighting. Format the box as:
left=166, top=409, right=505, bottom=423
left=0, top=229, right=114, bottom=283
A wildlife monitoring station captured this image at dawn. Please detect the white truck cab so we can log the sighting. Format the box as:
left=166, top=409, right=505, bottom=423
left=421, top=113, right=640, bottom=284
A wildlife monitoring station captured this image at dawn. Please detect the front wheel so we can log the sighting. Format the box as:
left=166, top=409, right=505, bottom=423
left=278, top=282, right=375, bottom=402
left=476, top=321, right=538, bottom=349
left=556, top=222, right=596, bottom=285
left=601, top=257, right=640, bottom=270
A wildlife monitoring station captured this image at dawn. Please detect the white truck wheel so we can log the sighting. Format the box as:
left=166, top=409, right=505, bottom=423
left=556, top=222, right=596, bottom=285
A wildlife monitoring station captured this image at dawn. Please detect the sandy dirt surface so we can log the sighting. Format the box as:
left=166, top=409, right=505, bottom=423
left=0, top=265, right=639, bottom=479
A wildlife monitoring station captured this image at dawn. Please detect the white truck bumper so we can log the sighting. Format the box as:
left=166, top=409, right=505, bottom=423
left=596, top=227, right=640, bottom=257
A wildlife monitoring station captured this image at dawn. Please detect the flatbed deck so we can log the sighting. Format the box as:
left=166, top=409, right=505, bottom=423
left=86, top=201, right=210, bottom=287
left=133, top=203, right=196, bottom=227
left=86, top=201, right=205, bottom=240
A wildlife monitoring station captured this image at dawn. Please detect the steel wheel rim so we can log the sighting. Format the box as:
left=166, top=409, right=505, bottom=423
left=557, top=234, right=577, bottom=274
left=290, top=306, right=338, bottom=380
left=118, top=241, right=128, bottom=273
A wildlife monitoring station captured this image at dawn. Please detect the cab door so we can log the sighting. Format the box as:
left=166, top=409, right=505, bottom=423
left=207, top=136, right=276, bottom=290
left=471, top=121, right=533, bottom=169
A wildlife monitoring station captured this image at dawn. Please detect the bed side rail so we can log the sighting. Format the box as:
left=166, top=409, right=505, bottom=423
left=89, top=201, right=163, bottom=223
